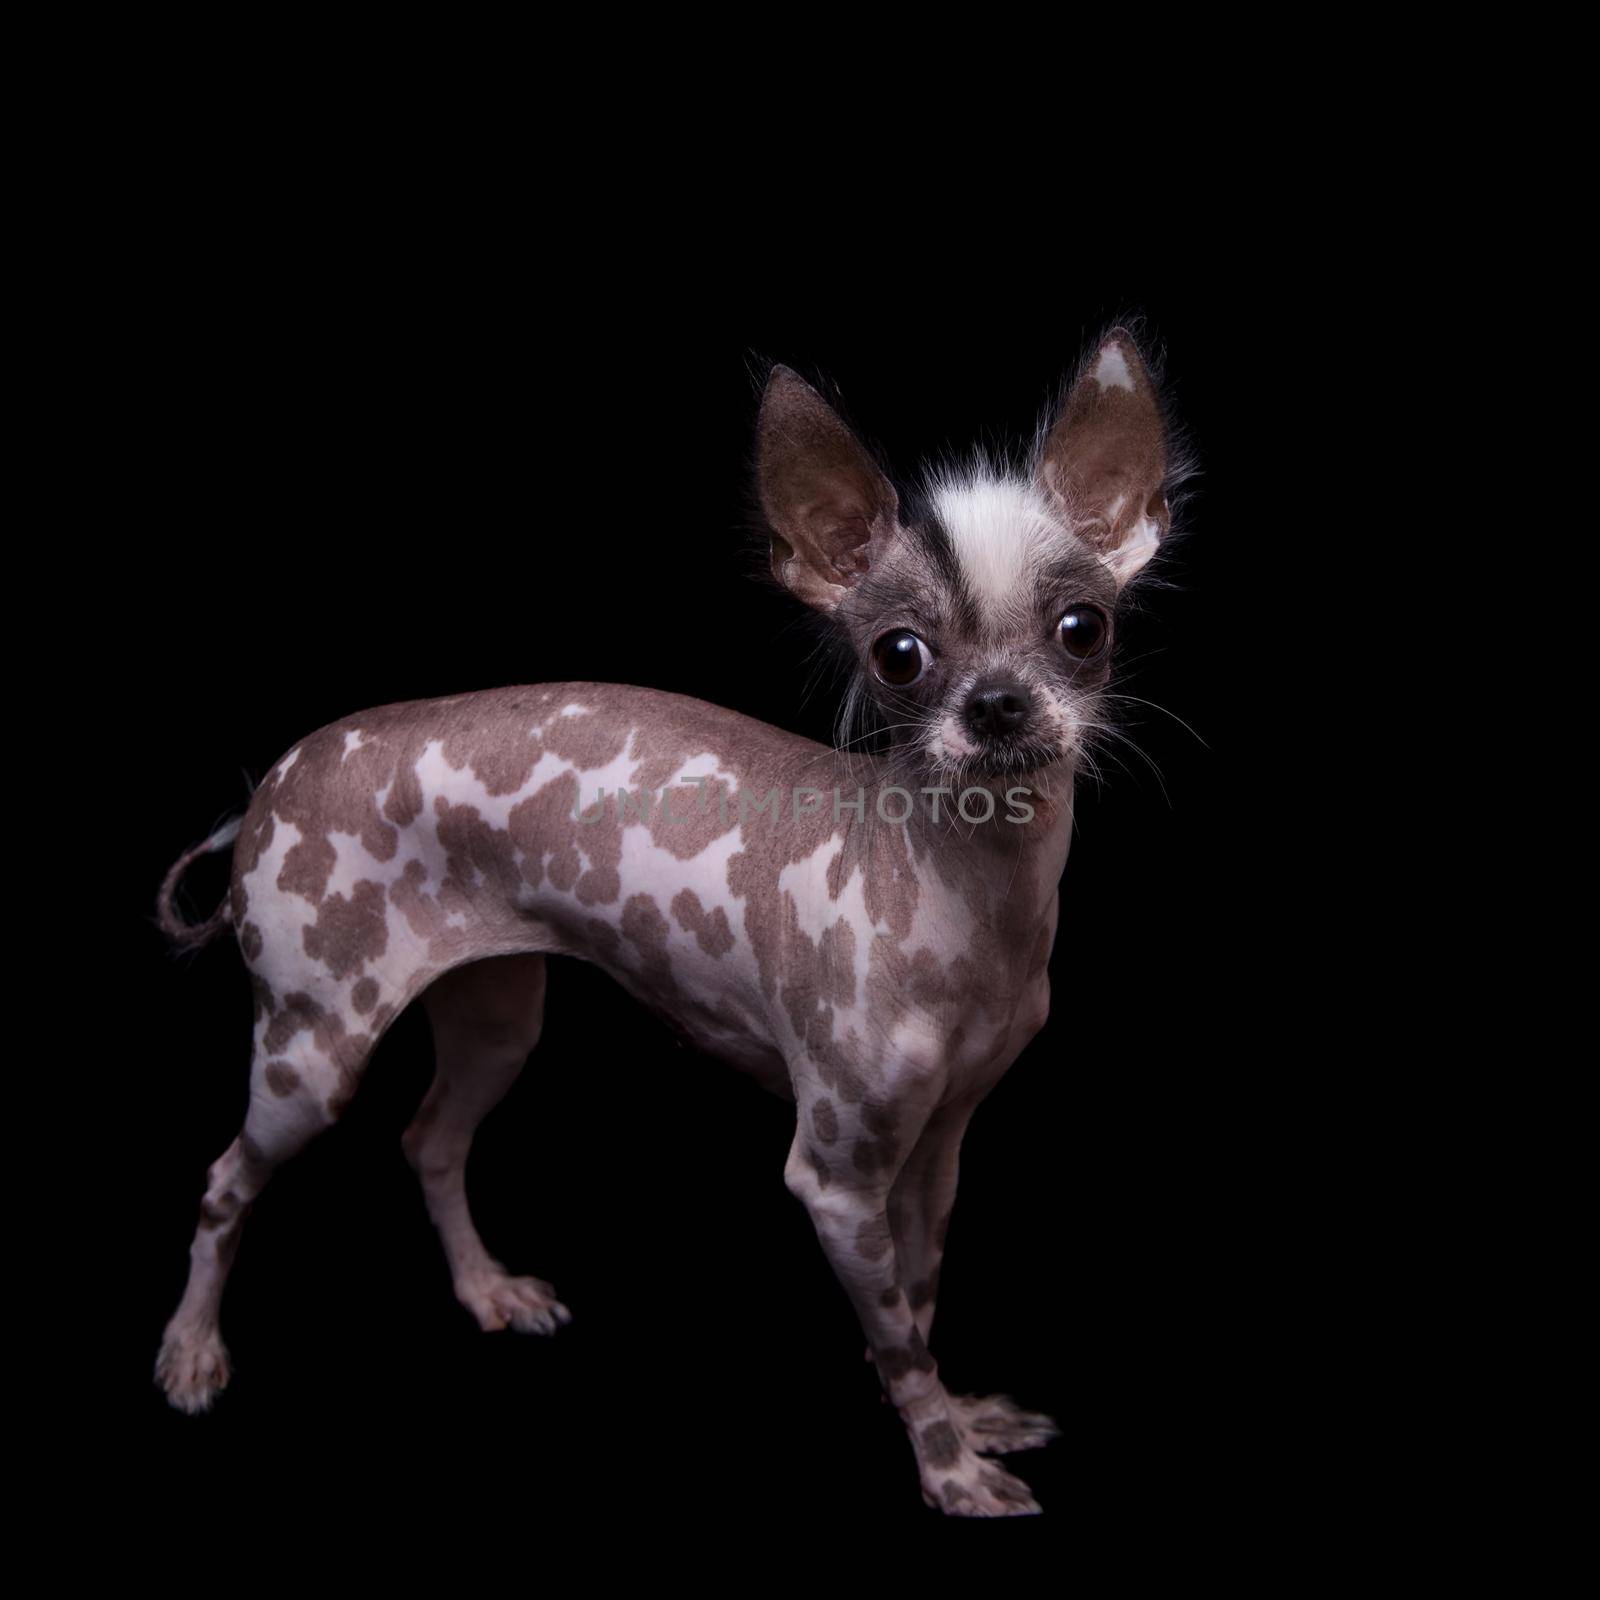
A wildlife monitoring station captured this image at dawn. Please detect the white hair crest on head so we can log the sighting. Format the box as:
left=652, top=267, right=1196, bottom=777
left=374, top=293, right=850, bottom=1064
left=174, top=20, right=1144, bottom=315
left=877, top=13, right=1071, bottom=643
left=923, top=460, right=1073, bottom=621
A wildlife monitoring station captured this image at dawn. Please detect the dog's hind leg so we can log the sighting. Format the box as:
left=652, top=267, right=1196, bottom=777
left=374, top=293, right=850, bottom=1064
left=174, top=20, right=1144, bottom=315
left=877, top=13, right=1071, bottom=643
left=156, top=1008, right=380, bottom=1413
left=404, top=953, right=569, bottom=1336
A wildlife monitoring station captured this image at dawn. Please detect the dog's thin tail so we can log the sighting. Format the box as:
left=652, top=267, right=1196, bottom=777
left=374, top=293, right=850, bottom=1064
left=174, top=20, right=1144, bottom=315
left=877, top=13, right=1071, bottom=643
left=156, top=817, right=245, bottom=951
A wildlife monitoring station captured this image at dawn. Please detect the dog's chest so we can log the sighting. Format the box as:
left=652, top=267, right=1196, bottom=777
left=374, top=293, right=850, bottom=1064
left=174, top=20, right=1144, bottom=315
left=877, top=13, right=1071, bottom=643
left=750, top=836, right=1058, bottom=1097
left=899, top=884, right=1057, bottom=1093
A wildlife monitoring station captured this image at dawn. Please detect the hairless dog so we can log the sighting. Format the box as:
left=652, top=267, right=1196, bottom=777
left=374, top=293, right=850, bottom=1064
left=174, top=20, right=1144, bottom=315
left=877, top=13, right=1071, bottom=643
left=155, top=328, right=1188, bottom=1516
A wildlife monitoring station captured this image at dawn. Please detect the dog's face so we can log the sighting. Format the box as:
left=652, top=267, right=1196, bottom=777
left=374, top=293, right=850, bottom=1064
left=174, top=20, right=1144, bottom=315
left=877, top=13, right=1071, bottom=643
left=758, top=332, right=1175, bottom=785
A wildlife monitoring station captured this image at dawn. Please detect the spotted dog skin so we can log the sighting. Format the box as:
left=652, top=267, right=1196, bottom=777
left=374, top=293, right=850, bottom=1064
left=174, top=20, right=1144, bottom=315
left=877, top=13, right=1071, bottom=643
left=156, top=329, right=1184, bottom=1517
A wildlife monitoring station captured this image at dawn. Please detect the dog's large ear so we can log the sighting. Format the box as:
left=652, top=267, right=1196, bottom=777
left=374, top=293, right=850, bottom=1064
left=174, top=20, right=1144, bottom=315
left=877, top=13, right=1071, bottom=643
left=757, top=366, right=899, bottom=612
left=1037, top=330, right=1171, bottom=586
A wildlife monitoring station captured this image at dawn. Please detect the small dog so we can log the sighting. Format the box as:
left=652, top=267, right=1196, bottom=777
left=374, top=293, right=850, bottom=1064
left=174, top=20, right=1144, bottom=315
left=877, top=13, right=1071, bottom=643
left=155, top=328, right=1187, bottom=1516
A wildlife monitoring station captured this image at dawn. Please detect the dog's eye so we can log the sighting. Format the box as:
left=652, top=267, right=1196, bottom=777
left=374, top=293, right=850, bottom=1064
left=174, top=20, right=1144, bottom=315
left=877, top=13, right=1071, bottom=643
left=1058, top=606, right=1109, bottom=660
left=871, top=630, right=929, bottom=687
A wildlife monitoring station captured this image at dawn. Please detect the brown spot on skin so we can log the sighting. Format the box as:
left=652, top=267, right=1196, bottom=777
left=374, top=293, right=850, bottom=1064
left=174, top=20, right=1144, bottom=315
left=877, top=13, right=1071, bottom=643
left=263, top=991, right=326, bottom=1055
left=236, top=710, right=444, bottom=921
left=232, top=693, right=590, bottom=962
left=862, top=1100, right=896, bottom=1136
left=852, top=1099, right=898, bottom=1173
left=520, top=781, right=583, bottom=895
left=670, top=889, right=735, bottom=958
left=879, top=1286, right=902, bottom=1308
left=820, top=920, right=857, bottom=1006
left=507, top=769, right=624, bottom=905
left=621, top=894, right=669, bottom=959
left=435, top=798, right=520, bottom=903
left=391, top=859, right=446, bottom=941
left=812, top=1098, right=839, bottom=1144
left=723, top=758, right=885, bottom=1037
left=441, top=708, right=547, bottom=795
left=806, top=1145, right=831, bottom=1190
left=351, top=977, right=379, bottom=1013
left=858, top=823, right=919, bottom=940
left=646, top=773, right=740, bottom=861
left=250, top=973, right=275, bottom=1023
left=831, top=1061, right=870, bottom=1105
left=824, top=847, right=849, bottom=901
left=877, top=1345, right=912, bottom=1381
left=303, top=878, right=389, bottom=980
left=906, top=1328, right=936, bottom=1373
left=259, top=993, right=371, bottom=1117
left=540, top=707, right=629, bottom=773
left=905, top=947, right=946, bottom=1008
left=624, top=723, right=707, bottom=797
left=384, top=759, right=423, bottom=829
left=278, top=833, right=337, bottom=904
left=920, top=1422, right=961, bottom=1468
left=941, top=1479, right=974, bottom=1508
left=240, top=922, right=263, bottom=961
left=263, top=1061, right=300, bottom=1098
left=855, top=1214, right=892, bottom=1260
left=771, top=899, right=863, bottom=1093
left=232, top=805, right=275, bottom=884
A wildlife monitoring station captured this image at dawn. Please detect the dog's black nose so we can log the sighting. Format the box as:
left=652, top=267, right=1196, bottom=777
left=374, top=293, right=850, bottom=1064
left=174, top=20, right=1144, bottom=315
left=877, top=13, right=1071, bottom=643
left=965, top=680, right=1032, bottom=739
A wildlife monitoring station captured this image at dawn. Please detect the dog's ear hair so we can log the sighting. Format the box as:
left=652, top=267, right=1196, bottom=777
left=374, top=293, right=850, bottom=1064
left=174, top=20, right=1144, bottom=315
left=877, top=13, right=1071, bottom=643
left=757, top=366, right=899, bottom=613
left=1036, top=328, right=1172, bottom=587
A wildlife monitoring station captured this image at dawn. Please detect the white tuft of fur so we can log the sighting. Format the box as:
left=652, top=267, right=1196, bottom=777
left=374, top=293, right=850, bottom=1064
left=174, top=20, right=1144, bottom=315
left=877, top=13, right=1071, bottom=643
left=926, top=467, right=1068, bottom=624
left=1103, top=516, right=1160, bottom=585
left=1093, top=344, right=1135, bottom=391
left=207, top=817, right=243, bottom=851
left=936, top=713, right=977, bottom=760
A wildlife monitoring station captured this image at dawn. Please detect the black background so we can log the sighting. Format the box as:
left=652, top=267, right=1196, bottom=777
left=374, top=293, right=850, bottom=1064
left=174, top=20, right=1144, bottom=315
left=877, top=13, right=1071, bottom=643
left=83, top=206, right=1334, bottom=1553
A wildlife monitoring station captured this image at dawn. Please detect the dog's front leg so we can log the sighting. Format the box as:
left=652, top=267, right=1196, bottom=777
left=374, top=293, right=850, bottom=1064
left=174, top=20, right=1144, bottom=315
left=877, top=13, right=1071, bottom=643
left=889, top=1099, right=1059, bottom=1458
left=785, top=1080, right=1042, bottom=1517
left=885, top=1096, right=976, bottom=1347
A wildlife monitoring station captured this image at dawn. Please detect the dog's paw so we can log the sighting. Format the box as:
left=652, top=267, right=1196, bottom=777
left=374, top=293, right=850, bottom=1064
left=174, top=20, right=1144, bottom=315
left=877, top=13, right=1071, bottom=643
left=948, top=1392, right=1060, bottom=1455
left=456, top=1271, right=571, bottom=1335
left=155, top=1324, right=231, bottom=1414
left=913, top=1420, right=1042, bottom=1517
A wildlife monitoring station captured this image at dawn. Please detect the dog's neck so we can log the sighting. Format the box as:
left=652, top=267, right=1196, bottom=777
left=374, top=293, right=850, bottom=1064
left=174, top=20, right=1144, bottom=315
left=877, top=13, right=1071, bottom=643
left=803, top=748, right=1079, bottom=945
left=906, top=771, right=1075, bottom=918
